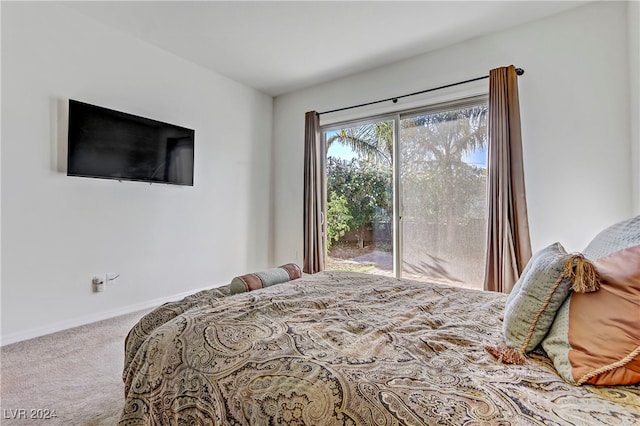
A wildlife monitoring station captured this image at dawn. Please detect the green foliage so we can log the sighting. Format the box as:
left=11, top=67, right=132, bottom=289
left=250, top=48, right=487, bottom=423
left=326, top=157, right=392, bottom=239
left=326, top=193, right=352, bottom=250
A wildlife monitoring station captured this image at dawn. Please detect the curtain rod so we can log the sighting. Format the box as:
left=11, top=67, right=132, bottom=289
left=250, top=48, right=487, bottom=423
left=318, top=67, right=524, bottom=116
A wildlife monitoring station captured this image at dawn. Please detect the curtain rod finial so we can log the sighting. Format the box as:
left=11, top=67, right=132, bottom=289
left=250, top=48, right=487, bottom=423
left=515, top=68, right=525, bottom=76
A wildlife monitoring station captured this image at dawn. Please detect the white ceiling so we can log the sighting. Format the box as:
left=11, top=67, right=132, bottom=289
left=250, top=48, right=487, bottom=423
left=63, top=1, right=590, bottom=96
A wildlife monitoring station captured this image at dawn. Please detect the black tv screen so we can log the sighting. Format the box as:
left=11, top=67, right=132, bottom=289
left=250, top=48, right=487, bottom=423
left=67, top=99, right=194, bottom=186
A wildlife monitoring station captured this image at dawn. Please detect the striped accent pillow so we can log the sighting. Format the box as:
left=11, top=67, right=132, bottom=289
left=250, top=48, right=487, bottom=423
left=230, top=263, right=302, bottom=294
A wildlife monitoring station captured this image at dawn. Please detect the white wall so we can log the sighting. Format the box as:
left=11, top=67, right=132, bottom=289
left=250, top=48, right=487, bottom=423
left=630, top=0, right=640, bottom=214
left=1, top=3, right=273, bottom=343
left=272, top=1, right=634, bottom=267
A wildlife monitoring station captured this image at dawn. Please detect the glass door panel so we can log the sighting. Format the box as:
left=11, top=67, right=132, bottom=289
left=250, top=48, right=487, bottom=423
left=398, top=103, right=488, bottom=289
left=324, top=120, right=394, bottom=276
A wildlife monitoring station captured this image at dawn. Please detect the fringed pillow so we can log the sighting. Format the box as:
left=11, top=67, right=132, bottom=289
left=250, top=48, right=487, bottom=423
left=486, top=242, right=599, bottom=365
left=542, top=245, right=640, bottom=385
left=229, top=263, right=302, bottom=294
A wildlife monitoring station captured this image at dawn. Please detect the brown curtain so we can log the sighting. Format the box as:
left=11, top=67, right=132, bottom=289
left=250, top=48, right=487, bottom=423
left=484, top=65, right=532, bottom=293
left=303, top=111, right=325, bottom=274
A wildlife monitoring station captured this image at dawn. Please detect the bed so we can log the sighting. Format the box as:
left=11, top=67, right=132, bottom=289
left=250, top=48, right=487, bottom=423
left=119, top=219, right=640, bottom=425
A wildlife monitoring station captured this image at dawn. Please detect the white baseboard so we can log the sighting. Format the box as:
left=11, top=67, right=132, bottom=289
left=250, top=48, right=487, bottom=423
left=0, top=286, right=214, bottom=346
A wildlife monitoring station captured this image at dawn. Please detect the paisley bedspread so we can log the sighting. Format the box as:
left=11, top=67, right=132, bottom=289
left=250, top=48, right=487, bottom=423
left=119, top=271, right=640, bottom=425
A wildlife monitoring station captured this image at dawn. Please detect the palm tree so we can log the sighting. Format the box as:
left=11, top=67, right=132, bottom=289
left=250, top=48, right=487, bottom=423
left=326, top=121, right=393, bottom=166
left=402, top=106, right=487, bottom=164
left=326, top=106, right=486, bottom=167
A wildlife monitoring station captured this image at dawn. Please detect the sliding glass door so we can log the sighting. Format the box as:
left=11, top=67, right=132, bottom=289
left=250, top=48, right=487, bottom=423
left=323, top=97, right=488, bottom=289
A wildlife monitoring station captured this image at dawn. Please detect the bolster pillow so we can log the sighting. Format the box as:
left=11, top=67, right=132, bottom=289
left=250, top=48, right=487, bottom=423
left=229, top=263, right=302, bottom=294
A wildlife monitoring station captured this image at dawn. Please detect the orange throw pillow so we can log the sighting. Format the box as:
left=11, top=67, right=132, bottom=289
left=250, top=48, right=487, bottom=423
left=568, top=245, right=640, bottom=385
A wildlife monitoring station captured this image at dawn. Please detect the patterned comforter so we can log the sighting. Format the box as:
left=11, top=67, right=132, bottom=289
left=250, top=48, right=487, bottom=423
left=119, top=271, right=640, bottom=425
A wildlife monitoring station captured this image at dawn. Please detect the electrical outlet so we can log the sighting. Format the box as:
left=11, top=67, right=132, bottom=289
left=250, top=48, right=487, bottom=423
left=92, top=276, right=105, bottom=292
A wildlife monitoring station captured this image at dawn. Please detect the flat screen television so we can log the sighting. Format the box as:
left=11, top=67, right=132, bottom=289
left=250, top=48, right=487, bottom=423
left=67, top=99, right=195, bottom=186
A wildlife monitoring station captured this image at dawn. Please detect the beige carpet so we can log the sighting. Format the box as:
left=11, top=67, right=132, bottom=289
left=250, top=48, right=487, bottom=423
left=1, top=309, right=151, bottom=425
